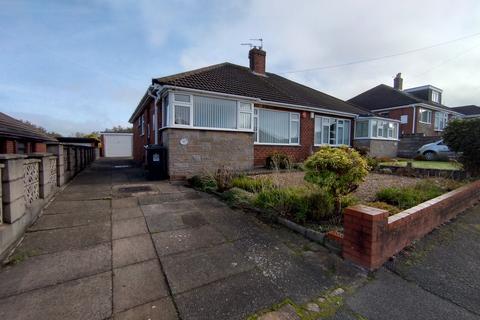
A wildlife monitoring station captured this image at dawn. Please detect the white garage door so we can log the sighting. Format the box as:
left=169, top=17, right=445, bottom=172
left=103, top=134, right=133, bottom=157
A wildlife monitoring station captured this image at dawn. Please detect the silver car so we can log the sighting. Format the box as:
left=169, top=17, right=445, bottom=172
left=416, top=140, right=455, bottom=160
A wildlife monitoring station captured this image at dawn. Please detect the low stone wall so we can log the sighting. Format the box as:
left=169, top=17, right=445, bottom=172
left=161, top=128, right=254, bottom=179
left=353, top=139, right=398, bottom=158
left=0, top=144, right=97, bottom=260
left=378, top=164, right=467, bottom=180
left=398, top=134, right=439, bottom=158
left=342, top=179, right=480, bottom=270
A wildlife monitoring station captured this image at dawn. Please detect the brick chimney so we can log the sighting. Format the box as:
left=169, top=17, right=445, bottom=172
left=249, top=48, right=266, bottom=75
left=393, top=73, right=403, bottom=90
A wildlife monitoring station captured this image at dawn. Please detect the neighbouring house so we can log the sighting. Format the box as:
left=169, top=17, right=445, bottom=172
left=0, top=112, right=57, bottom=153
left=349, top=73, right=462, bottom=138
left=453, top=105, right=480, bottom=119
left=101, top=132, right=133, bottom=158
left=129, top=48, right=400, bottom=179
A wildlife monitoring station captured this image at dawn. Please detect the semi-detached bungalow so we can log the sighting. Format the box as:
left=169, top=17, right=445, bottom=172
left=129, top=48, right=400, bottom=179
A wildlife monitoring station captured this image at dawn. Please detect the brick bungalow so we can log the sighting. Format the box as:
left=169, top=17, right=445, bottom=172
left=129, top=48, right=400, bottom=179
left=0, top=112, right=57, bottom=154
left=349, top=73, right=462, bottom=137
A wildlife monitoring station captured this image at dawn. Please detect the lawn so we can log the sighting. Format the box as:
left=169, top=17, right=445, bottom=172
left=379, top=160, right=462, bottom=171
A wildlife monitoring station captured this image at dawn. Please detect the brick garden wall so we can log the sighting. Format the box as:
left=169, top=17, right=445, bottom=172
left=343, top=179, right=480, bottom=270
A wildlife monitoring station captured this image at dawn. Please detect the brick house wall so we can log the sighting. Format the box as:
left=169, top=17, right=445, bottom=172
left=385, top=108, right=414, bottom=136
left=132, top=99, right=161, bottom=164
left=381, top=106, right=449, bottom=137
left=0, top=139, right=47, bottom=154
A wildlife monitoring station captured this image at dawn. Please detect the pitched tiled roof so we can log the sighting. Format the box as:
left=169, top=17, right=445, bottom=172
left=453, top=105, right=480, bottom=116
left=152, top=62, right=368, bottom=115
left=0, top=112, right=57, bottom=142
left=348, top=84, right=454, bottom=112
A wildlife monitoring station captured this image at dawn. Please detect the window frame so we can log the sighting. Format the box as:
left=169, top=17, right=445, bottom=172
left=138, top=114, right=145, bottom=136
left=353, top=118, right=399, bottom=141
left=431, top=90, right=440, bottom=103
left=314, top=116, right=351, bottom=146
left=254, top=108, right=301, bottom=146
left=419, top=108, right=432, bottom=124
left=173, top=93, right=193, bottom=127
left=434, top=111, right=449, bottom=131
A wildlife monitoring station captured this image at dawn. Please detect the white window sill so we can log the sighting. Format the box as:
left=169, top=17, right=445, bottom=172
left=254, top=143, right=301, bottom=146
left=314, top=144, right=351, bottom=147
left=419, top=121, right=432, bottom=125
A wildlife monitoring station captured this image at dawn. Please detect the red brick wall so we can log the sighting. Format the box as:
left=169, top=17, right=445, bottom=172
left=387, top=107, right=414, bottom=136
left=343, top=179, right=480, bottom=270
left=33, top=143, right=47, bottom=153
left=254, top=104, right=354, bottom=167
left=0, top=139, right=16, bottom=154
left=132, top=100, right=161, bottom=164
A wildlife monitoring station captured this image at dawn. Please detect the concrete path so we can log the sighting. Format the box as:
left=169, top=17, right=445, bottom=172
left=0, top=159, right=361, bottom=320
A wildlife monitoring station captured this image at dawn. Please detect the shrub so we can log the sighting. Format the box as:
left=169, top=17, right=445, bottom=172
left=443, top=118, right=480, bottom=176
left=231, top=175, right=274, bottom=193
left=254, top=186, right=335, bottom=223
left=365, top=156, right=379, bottom=171
left=366, top=201, right=401, bottom=215
left=221, top=187, right=255, bottom=206
left=188, top=175, right=217, bottom=192
left=304, top=146, right=369, bottom=214
left=214, top=166, right=235, bottom=192
left=376, top=181, right=444, bottom=210
left=266, top=152, right=292, bottom=170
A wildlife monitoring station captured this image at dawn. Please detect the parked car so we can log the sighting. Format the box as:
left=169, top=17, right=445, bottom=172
left=417, top=140, right=455, bottom=160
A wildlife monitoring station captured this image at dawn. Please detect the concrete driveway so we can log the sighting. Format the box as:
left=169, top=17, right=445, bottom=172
left=0, top=159, right=360, bottom=320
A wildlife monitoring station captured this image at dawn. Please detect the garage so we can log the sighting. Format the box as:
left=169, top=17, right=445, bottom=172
left=101, top=133, right=133, bottom=158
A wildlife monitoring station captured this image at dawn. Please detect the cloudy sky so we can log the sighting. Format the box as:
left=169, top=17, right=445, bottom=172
left=1, top=0, right=479, bottom=135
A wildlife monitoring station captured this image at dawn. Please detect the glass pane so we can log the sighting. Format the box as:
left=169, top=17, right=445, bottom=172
left=174, top=93, right=191, bottom=103
left=337, top=120, right=344, bottom=145
left=254, top=116, right=258, bottom=142
left=329, top=120, right=336, bottom=145
left=239, top=112, right=252, bottom=129
left=258, top=109, right=289, bottom=144
left=343, top=120, right=350, bottom=145
left=290, top=120, right=299, bottom=144
left=355, top=121, right=368, bottom=138
left=322, top=118, right=330, bottom=144
left=174, top=105, right=190, bottom=125
left=239, top=102, right=252, bottom=112
left=193, top=95, right=237, bottom=129
left=291, top=113, right=300, bottom=121
left=314, top=117, right=322, bottom=144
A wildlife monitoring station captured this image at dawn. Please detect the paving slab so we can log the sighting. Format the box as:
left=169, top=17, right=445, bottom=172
left=113, top=234, right=157, bottom=268
left=112, top=217, right=149, bottom=240
left=113, top=259, right=169, bottom=313
left=233, top=234, right=334, bottom=303
left=144, top=210, right=207, bottom=233
left=388, top=205, right=480, bottom=316
left=138, top=191, right=202, bottom=205
left=0, top=243, right=111, bottom=298
left=345, top=269, right=479, bottom=320
left=112, top=197, right=139, bottom=209
left=162, top=242, right=255, bottom=294
left=44, top=199, right=111, bottom=214
left=140, top=201, right=197, bottom=215
left=257, top=304, right=301, bottom=320
left=175, top=269, right=282, bottom=320
left=29, top=211, right=110, bottom=231
left=112, top=206, right=143, bottom=221
left=152, top=225, right=226, bottom=257
left=17, top=222, right=111, bottom=256
left=114, top=297, right=178, bottom=320
left=0, top=272, right=112, bottom=320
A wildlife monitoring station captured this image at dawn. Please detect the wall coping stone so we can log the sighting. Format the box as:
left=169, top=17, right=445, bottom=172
left=0, top=154, right=28, bottom=160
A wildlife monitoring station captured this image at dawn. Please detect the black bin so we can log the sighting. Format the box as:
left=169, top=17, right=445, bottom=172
left=145, top=144, right=168, bottom=180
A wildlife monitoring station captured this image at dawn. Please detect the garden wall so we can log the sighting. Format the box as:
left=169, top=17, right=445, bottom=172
left=378, top=164, right=467, bottom=180
left=342, top=179, right=480, bottom=270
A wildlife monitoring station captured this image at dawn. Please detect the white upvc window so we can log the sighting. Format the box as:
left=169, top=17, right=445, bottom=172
left=355, top=118, right=399, bottom=140
left=419, top=108, right=432, bottom=124
left=138, top=114, right=145, bottom=136
left=314, top=116, right=351, bottom=146
left=431, top=90, right=440, bottom=103
left=434, top=111, right=449, bottom=131
left=164, top=91, right=254, bottom=131
left=254, top=108, right=300, bottom=145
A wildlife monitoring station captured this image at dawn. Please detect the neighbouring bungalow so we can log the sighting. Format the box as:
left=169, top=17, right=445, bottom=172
left=349, top=73, right=462, bottom=138
left=453, top=105, right=480, bottom=119
left=0, top=112, right=57, bottom=154
left=129, top=48, right=400, bottom=179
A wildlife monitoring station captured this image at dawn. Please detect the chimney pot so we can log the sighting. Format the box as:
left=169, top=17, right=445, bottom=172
left=394, top=73, right=403, bottom=90
left=249, top=48, right=266, bottom=75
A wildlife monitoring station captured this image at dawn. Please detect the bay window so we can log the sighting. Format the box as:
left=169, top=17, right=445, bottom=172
left=165, top=92, right=254, bottom=131
left=254, top=108, right=300, bottom=145
left=434, top=111, right=448, bottom=131
left=314, top=116, right=351, bottom=146
left=354, top=118, right=399, bottom=140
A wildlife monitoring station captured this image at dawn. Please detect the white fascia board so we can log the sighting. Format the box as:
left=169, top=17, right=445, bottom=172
left=357, top=116, right=401, bottom=123
left=161, top=85, right=358, bottom=118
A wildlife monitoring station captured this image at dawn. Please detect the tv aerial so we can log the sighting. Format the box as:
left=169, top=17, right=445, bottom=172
left=241, top=38, right=263, bottom=49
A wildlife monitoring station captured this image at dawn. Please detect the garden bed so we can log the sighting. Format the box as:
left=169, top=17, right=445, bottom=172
left=379, top=160, right=462, bottom=171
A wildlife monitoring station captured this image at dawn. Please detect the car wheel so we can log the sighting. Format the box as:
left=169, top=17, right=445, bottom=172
left=423, top=151, right=436, bottom=161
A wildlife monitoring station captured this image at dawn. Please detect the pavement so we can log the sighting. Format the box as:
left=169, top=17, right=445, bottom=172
left=0, top=158, right=479, bottom=320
